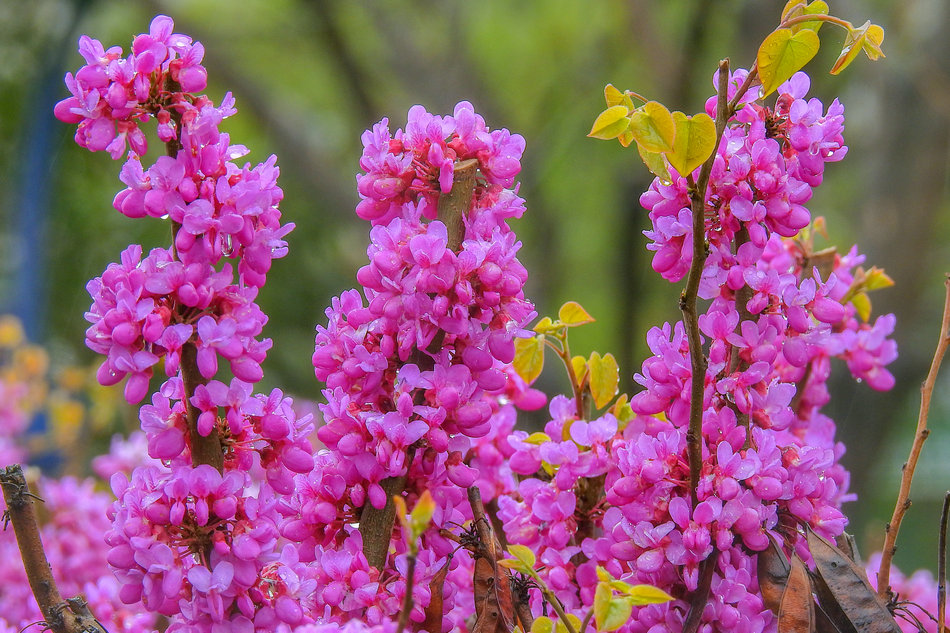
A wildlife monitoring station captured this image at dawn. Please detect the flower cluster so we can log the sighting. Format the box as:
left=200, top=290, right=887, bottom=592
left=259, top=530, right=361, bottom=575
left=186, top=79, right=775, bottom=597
left=56, top=16, right=322, bottom=632
left=57, top=15, right=290, bottom=405
left=497, top=70, right=898, bottom=633
left=294, top=102, right=537, bottom=628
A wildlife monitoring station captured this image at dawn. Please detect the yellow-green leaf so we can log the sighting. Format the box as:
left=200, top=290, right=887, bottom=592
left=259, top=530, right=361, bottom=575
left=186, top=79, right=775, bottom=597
left=629, top=101, right=675, bottom=153
left=596, top=565, right=613, bottom=583
left=637, top=145, right=672, bottom=185
left=864, top=267, right=894, bottom=291
left=559, top=301, right=595, bottom=326
left=830, top=21, right=885, bottom=75
left=571, top=355, right=588, bottom=383
left=533, top=316, right=554, bottom=333
left=618, top=128, right=635, bottom=148
left=530, top=616, right=554, bottom=633
left=525, top=432, right=551, bottom=445
left=508, top=544, right=537, bottom=569
left=589, top=105, right=631, bottom=140
left=595, top=584, right=634, bottom=631
left=514, top=336, right=545, bottom=384
left=850, top=291, right=871, bottom=322
left=589, top=352, right=620, bottom=409
left=393, top=495, right=408, bottom=530
left=554, top=614, right=582, bottom=633
left=628, top=584, right=675, bottom=605
left=757, top=28, right=820, bottom=97
left=604, top=84, right=624, bottom=107
left=666, top=111, right=716, bottom=177
left=782, top=0, right=829, bottom=33
left=409, top=490, right=436, bottom=538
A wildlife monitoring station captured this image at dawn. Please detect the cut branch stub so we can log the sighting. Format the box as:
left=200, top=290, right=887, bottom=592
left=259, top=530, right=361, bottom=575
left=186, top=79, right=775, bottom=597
left=0, top=465, right=109, bottom=633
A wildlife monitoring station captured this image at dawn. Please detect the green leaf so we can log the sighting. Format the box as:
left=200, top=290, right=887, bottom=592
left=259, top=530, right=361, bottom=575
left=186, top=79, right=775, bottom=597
left=627, top=584, right=675, bottom=605
left=589, top=105, right=631, bottom=140
left=757, top=28, right=820, bottom=97
left=830, top=21, right=885, bottom=75
left=594, top=584, right=634, bottom=631
left=637, top=145, right=672, bottom=185
left=558, top=301, right=595, bottom=326
left=514, top=336, right=545, bottom=384
left=629, top=101, right=675, bottom=153
left=589, top=352, right=619, bottom=409
left=666, top=111, right=716, bottom=177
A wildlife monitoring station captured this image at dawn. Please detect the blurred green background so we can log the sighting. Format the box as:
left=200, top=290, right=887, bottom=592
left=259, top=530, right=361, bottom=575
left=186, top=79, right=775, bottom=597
left=2, top=0, right=949, bottom=577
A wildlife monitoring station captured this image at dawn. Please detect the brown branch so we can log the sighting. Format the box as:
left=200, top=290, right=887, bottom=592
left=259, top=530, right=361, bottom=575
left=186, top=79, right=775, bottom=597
left=0, top=465, right=108, bottom=633
left=939, top=491, right=949, bottom=633
left=361, top=161, right=480, bottom=569
left=163, top=108, right=224, bottom=473
left=877, top=276, right=950, bottom=599
left=682, top=547, right=720, bottom=633
left=681, top=59, right=731, bottom=509
left=360, top=472, right=411, bottom=570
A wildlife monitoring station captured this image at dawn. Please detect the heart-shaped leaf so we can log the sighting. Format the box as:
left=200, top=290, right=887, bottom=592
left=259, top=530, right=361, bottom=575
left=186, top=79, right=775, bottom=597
left=589, top=105, right=631, bottom=140
left=630, top=101, right=675, bottom=153
left=758, top=28, right=821, bottom=96
left=831, top=21, right=884, bottom=75
left=589, top=351, right=619, bottom=409
left=666, top=111, right=716, bottom=177
left=558, top=301, right=595, bottom=326
left=637, top=144, right=672, bottom=185
left=514, top=336, right=545, bottom=384
left=594, top=584, right=634, bottom=632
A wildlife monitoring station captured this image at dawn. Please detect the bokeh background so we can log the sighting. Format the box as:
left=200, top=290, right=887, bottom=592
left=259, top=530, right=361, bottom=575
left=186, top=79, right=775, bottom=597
left=2, top=0, right=949, bottom=577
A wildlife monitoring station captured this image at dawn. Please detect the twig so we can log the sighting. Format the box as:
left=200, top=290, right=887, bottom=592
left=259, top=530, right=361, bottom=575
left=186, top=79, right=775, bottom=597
left=0, top=465, right=108, bottom=633
left=681, top=59, right=731, bottom=508
left=877, top=277, right=950, bottom=599
left=939, top=491, right=950, bottom=633
left=394, top=551, right=417, bottom=633
left=683, top=547, right=721, bottom=633
left=580, top=607, right=594, bottom=632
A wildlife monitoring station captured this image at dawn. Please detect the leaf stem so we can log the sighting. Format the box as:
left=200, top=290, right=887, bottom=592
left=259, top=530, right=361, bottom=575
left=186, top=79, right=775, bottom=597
left=780, top=13, right=853, bottom=32
left=877, top=276, right=950, bottom=599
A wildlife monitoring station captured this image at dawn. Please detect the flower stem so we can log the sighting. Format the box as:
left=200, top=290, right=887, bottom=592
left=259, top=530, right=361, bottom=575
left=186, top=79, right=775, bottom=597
left=877, top=276, right=950, bottom=599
